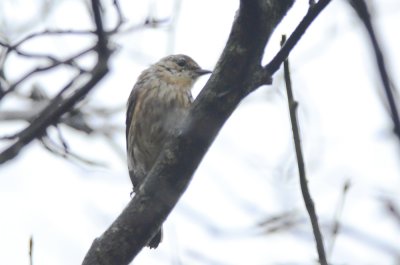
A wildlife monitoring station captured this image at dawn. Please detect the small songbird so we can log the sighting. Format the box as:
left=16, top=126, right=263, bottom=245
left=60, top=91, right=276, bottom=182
left=126, top=54, right=211, bottom=248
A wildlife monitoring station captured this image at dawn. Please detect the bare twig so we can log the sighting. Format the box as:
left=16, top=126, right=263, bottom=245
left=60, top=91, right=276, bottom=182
left=327, top=180, right=351, bottom=258
left=0, top=74, right=82, bottom=141
left=338, top=221, right=399, bottom=256
left=0, top=0, right=126, bottom=103
left=91, top=0, right=107, bottom=54
left=81, top=0, right=339, bottom=263
left=281, top=34, right=327, bottom=265
left=348, top=0, right=400, bottom=141
left=109, top=0, right=125, bottom=34
left=6, top=29, right=94, bottom=49
left=381, top=198, right=400, bottom=227
left=0, top=0, right=124, bottom=51
left=0, top=95, right=122, bottom=138
left=0, top=0, right=111, bottom=165
left=245, top=0, right=333, bottom=93
left=40, top=134, right=106, bottom=167
left=29, top=236, right=33, bottom=265
left=82, top=1, right=296, bottom=264
left=258, top=211, right=301, bottom=234
left=265, top=0, right=332, bottom=75
left=0, top=69, right=107, bottom=164
left=0, top=46, right=93, bottom=100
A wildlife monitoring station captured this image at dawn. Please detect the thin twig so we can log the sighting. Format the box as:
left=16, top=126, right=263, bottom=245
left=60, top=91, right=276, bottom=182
left=40, top=134, right=106, bottom=167
left=258, top=211, right=301, bottom=234
left=4, top=30, right=94, bottom=51
left=281, top=35, right=328, bottom=265
left=29, top=236, right=33, bottom=265
left=0, top=46, right=93, bottom=100
left=348, top=0, right=400, bottom=141
left=0, top=0, right=125, bottom=102
left=92, top=0, right=108, bottom=55
left=0, top=66, right=107, bottom=164
left=82, top=1, right=296, bottom=263
left=0, top=73, right=83, bottom=141
left=381, top=198, right=400, bottom=227
left=0, top=0, right=111, bottom=165
left=109, top=0, right=126, bottom=34
left=265, top=0, right=332, bottom=75
left=327, top=180, right=351, bottom=258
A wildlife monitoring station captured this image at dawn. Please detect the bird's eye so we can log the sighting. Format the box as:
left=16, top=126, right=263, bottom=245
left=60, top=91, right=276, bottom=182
left=176, top=58, right=186, bottom=67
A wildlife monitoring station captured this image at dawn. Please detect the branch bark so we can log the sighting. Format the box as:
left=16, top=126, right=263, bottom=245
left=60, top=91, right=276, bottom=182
left=0, top=0, right=111, bottom=164
left=281, top=35, right=328, bottom=265
left=83, top=0, right=335, bottom=264
left=83, top=1, right=295, bottom=264
left=348, top=0, right=400, bottom=141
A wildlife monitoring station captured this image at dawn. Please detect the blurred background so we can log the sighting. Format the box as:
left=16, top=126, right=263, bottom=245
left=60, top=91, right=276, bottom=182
left=0, top=0, right=399, bottom=264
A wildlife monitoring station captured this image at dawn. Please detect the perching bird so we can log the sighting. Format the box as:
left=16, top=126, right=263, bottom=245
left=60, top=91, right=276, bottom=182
left=126, top=54, right=211, bottom=248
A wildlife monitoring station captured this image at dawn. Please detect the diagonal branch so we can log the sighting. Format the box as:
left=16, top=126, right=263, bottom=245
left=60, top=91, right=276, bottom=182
left=246, top=0, right=333, bottom=93
left=82, top=0, right=334, bottom=264
left=266, top=0, right=332, bottom=75
left=0, top=46, right=94, bottom=100
left=82, top=1, right=295, bottom=264
left=347, top=0, right=400, bottom=141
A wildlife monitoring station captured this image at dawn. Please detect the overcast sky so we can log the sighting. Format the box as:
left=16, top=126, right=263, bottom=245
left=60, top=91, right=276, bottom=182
left=0, top=0, right=400, bottom=264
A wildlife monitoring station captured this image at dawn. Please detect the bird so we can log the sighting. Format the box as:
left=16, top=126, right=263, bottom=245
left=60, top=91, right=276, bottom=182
left=126, top=54, right=211, bottom=248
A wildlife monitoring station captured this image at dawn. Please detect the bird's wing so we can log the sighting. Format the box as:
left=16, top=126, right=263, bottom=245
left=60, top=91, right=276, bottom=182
left=126, top=80, right=144, bottom=189
left=126, top=85, right=138, bottom=150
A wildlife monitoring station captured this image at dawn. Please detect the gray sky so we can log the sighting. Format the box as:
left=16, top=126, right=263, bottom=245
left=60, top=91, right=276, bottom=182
left=0, top=0, right=399, bottom=264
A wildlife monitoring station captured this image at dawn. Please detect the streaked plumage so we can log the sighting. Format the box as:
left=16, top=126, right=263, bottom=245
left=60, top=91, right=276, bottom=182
left=126, top=54, right=211, bottom=248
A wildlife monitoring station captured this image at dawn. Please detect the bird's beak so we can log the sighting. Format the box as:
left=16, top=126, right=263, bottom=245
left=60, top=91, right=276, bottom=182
left=195, top=69, right=212, bottom=76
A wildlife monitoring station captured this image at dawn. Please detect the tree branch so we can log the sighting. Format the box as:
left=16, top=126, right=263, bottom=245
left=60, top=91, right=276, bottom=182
left=327, top=180, right=351, bottom=258
left=281, top=34, right=327, bottom=265
left=82, top=0, right=334, bottom=264
left=0, top=0, right=111, bottom=165
left=347, top=0, right=400, bottom=141
left=265, top=0, right=332, bottom=75
left=82, top=1, right=295, bottom=264
left=245, top=0, right=333, bottom=94
left=0, top=46, right=93, bottom=100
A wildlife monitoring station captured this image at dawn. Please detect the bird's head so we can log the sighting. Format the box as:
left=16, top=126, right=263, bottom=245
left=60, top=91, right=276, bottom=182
left=154, top=54, right=212, bottom=88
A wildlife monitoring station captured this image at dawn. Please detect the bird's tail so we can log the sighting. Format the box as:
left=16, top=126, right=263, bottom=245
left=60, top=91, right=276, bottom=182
left=147, top=228, right=162, bottom=249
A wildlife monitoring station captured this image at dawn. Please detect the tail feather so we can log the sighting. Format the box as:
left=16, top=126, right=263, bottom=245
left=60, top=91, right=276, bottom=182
left=147, top=228, right=162, bottom=249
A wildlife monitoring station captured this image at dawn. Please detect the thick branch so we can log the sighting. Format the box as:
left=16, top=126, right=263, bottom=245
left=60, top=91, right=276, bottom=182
left=82, top=1, right=294, bottom=264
